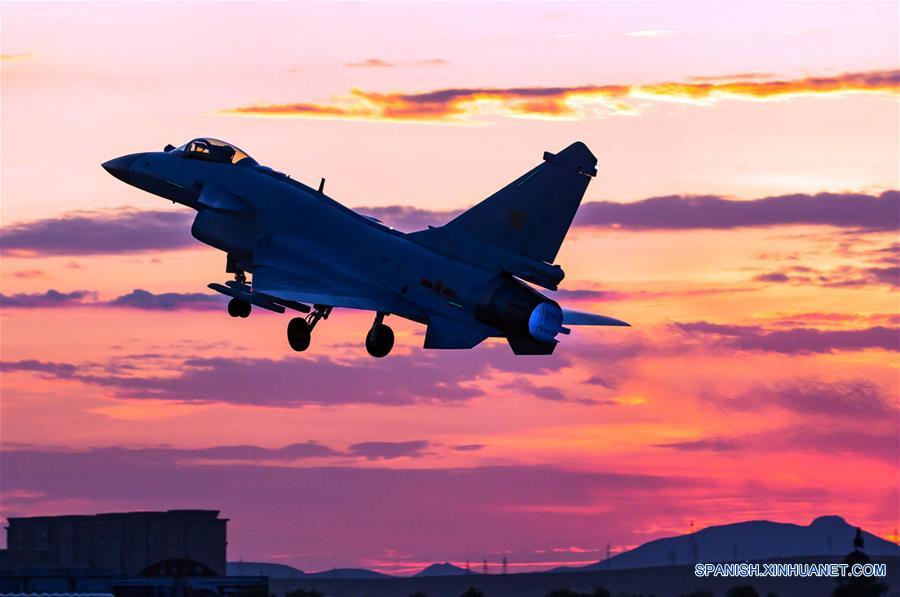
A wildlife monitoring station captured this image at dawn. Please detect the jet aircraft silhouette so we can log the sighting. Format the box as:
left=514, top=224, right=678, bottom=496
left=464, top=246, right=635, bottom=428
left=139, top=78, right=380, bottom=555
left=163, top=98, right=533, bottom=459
left=103, top=138, right=628, bottom=357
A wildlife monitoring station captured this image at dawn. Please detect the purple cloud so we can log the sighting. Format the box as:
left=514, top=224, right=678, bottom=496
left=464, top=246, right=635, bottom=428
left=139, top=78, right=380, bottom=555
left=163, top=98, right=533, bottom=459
left=10, top=269, right=48, bottom=279
left=0, top=347, right=565, bottom=407
left=180, top=442, right=339, bottom=460
left=549, top=288, right=626, bottom=302
left=0, top=359, right=79, bottom=378
left=656, top=426, right=898, bottom=463
left=361, top=191, right=899, bottom=232
left=108, top=289, right=224, bottom=311
left=358, top=206, right=461, bottom=231
left=502, top=379, right=568, bottom=402
left=574, top=191, right=899, bottom=231
left=88, top=355, right=480, bottom=405
left=347, top=441, right=431, bottom=460
left=656, top=436, right=744, bottom=452
left=753, top=264, right=900, bottom=289
left=0, top=289, right=96, bottom=308
left=0, top=441, right=479, bottom=467
left=33, top=443, right=341, bottom=464
left=0, top=445, right=700, bottom=572
left=5, top=191, right=895, bottom=259
left=452, top=444, right=485, bottom=452
left=731, top=378, right=897, bottom=419
left=583, top=375, right=619, bottom=389
left=753, top=272, right=791, bottom=283
left=866, top=266, right=900, bottom=287
left=1, top=209, right=195, bottom=256
left=0, top=289, right=225, bottom=311
left=675, top=322, right=899, bottom=354
left=685, top=377, right=897, bottom=424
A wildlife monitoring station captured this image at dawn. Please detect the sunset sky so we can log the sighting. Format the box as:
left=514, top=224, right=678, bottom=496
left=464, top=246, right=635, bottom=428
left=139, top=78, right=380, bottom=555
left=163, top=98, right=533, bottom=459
left=1, top=1, right=898, bottom=574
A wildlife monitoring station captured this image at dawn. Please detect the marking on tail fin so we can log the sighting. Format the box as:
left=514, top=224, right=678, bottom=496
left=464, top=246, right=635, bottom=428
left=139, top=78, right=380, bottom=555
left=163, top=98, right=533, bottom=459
left=409, top=141, right=598, bottom=266
left=508, top=209, right=527, bottom=230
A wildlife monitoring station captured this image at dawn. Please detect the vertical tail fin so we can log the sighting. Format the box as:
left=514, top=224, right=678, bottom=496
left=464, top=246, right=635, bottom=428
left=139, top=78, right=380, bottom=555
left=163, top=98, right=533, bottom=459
left=438, top=142, right=597, bottom=263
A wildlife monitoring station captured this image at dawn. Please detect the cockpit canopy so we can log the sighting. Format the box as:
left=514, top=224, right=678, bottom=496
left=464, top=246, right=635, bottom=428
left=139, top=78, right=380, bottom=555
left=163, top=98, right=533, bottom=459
left=176, top=138, right=255, bottom=165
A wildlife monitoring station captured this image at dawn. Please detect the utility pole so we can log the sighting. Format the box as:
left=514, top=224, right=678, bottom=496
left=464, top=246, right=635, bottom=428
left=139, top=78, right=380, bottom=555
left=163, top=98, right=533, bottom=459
left=483, top=558, right=488, bottom=575
left=689, top=520, right=698, bottom=565
left=465, top=559, right=470, bottom=575
left=502, top=555, right=508, bottom=575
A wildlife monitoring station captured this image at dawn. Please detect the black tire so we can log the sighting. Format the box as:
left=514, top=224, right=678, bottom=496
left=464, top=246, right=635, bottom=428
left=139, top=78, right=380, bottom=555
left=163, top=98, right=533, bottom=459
left=365, top=323, right=394, bottom=358
left=287, top=317, right=312, bottom=352
left=238, top=301, right=251, bottom=318
left=228, top=298, right=245, bottom=318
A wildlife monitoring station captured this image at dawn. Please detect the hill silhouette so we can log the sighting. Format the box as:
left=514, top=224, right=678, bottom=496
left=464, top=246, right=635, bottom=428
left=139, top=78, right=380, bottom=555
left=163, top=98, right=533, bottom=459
left=561, top=515, right=900, bottom=571
left=265, top=556, right=900, bottom=597
left=416, top=562, right=477, bottom=577
left=226, top=562, right=389, bottom=579
left=306, top=568, right=391, bottom=579
left=227, top=562, right=306, bottom=577
left=229, top=515, right=899, bottom=584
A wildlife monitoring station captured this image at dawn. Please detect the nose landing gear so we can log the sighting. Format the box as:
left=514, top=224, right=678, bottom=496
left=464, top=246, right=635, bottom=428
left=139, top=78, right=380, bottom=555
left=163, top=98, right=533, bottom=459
left=287, top=304, right=332, bottom=352
left=365, top=312, right=394, bottom=358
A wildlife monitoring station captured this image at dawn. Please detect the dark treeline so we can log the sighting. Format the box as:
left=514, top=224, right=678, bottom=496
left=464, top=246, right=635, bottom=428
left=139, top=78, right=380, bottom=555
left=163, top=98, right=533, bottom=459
left=283, top=577, right=890, bottom=597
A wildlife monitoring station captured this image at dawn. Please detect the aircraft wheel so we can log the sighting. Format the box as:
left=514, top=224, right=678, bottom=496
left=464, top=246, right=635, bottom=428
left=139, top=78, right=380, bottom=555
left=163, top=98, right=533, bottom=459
left=365, top=323, right=394, bottom=358
left=228, top=298, right=251, bottom=318
left=287, top=317, right=312, bottom=352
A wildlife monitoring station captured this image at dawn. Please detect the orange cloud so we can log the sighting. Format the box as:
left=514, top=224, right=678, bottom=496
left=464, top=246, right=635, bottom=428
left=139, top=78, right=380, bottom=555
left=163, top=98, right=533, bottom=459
left=638, top=70, right=900, bottom=101
left=346, top=58, right=448, bottom=68
left=222, top=69, right=899, bottom=123
left=346, top=58, right=396, bottom=68
left=1, top=53, right=31, bottom=62
left=688, top=72, right=776, bottom=82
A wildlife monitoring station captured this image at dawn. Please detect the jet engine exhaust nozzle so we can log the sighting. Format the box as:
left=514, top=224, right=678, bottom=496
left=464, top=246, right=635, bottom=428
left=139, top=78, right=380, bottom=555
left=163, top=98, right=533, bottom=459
left=477, top=277, right=565, bottom=343
left=528, top=301, right=564, bottom=342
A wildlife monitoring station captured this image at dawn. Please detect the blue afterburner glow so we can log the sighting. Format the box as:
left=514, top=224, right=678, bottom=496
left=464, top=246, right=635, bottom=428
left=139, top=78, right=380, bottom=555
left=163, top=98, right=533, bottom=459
left=528, top=301, right=563, bottom=342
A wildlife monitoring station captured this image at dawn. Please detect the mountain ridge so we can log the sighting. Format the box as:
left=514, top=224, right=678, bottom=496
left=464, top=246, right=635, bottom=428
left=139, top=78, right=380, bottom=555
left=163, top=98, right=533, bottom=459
left=228, top=515, right=899, bottom=578
left=561, top=515, right=899, bottom=572
left=415, top=562, right=478, bottom=577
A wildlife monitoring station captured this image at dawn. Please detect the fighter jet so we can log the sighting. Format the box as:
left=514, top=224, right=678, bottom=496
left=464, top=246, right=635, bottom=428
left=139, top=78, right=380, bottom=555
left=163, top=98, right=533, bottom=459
left=102, top=138, right=628, bottom=357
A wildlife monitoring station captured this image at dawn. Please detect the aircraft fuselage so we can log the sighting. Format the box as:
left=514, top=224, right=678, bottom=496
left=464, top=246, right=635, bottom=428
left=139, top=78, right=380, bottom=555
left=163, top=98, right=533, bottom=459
left=109, top=148, right=506, bottom=333
left=103, top=138, right=626, bottom=356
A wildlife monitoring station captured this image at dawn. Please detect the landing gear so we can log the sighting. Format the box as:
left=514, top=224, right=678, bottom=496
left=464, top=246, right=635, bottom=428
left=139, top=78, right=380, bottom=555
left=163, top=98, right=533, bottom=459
left=365, top=313, right=394, bottom=358
left=287, top=304, right=332, bottom=352
left=224, top=256, right=251, bottom=318
left=287, top=317, right=311, bottom=351
left=226, top=254, right=248, bottom=285
left=227, top=298, right=251, bottom=318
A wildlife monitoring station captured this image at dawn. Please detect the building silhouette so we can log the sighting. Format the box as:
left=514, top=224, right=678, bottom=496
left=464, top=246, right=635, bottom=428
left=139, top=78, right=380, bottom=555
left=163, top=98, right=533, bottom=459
left=0, top=510, right=262, bottom=597
left=2, top=510, right=227, bottom=576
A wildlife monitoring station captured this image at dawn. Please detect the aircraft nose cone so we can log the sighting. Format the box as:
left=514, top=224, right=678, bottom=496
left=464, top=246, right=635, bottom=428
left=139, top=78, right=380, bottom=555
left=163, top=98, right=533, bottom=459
left=101, top=154, right=140, bottom=184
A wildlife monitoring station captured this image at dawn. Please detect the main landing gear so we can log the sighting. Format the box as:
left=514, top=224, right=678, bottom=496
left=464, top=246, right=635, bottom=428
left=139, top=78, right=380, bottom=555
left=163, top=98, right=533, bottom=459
left=227, top=298, right=251, bottom=318
left=226, top=267, right=251, bottom=318
left=287, top=309, right=394, bottom=357
left=287, top=304, right=332, bottom=352
left=365, top=312, right=394, bottom=358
